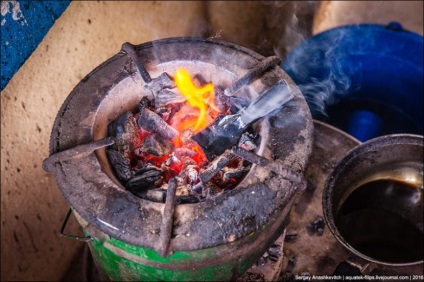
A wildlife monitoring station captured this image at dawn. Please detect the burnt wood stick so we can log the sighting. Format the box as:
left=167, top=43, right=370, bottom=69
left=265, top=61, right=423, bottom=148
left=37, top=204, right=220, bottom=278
left=43, top=137, right=115, bottom=173
left=231, top=146, right=269, bottom=166
left=199, top=150, right=233, bottom=183
left=138, top=107, right=179, bottom=141
left=122, top=42, right=152, bottom=83
left=157, top=178, right=177, bottom=257
left=224, top=56, right=281, bottom=97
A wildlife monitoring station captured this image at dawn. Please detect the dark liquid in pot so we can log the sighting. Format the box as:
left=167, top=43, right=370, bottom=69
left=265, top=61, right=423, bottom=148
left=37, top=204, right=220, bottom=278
left=337, top=179, right=423, bottom=263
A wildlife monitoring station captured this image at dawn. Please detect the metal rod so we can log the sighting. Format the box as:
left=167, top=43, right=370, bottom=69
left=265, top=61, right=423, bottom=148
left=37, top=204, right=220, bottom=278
left=224, top=56, right=281, bottom=96
left=42, top=137, right=115, bottom=173
left=122, top=42, right=152, bottom=83
left=157, top=177, right=177, bottom=257
left=59, top=208, right=92, bottom=242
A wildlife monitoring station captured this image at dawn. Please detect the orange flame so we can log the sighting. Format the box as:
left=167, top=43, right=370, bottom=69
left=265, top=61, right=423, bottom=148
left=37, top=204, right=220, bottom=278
left=174, top=68, right=219, bottom=131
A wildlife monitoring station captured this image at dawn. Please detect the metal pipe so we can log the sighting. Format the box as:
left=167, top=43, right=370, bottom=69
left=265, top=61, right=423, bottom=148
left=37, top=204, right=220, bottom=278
left=224, top=56, right=281, bottom=96
left=157, top=178, right=177, bottom=257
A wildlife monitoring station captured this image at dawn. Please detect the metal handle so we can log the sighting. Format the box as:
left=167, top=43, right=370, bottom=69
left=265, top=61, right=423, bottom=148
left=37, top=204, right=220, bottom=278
left=59, top=208, right=93, bottom=242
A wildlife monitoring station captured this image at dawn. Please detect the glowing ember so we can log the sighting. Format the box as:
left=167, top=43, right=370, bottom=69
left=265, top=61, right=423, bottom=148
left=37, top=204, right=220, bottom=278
left=174, top=68, right=219, bottom=131
left=106, top=69, right=254, bottom=204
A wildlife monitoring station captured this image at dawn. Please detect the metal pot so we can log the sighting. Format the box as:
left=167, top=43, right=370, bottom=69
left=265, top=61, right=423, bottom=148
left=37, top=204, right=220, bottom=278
left=323, top=134, right=423, bottom=274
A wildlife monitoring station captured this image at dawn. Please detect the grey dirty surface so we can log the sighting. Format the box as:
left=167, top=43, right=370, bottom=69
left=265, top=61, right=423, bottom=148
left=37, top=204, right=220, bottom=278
left=281, top=120, right=360, bottom=277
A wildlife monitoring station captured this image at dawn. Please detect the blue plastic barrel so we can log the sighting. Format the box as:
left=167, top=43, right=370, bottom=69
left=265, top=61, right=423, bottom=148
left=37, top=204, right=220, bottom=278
left=282, top=23, right=423, bottom=141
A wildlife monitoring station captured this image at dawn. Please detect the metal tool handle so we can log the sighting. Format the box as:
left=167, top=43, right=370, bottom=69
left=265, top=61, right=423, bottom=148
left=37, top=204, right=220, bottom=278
left=240, top=81, right=294, bottom=125
left=59, top=208, right=93, bottom=242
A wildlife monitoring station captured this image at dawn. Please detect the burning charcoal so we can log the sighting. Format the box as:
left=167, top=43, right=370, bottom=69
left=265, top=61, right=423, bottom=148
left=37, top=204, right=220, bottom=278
left=126, top=169, right=162, bottom=192
left=180, top=129, right=195, bottom=145
left=238, top=132, right=258, bottom=151
left=222, top=166, right=250, bottom=182
left=106, top=149, right=132, bottom=182
left=134, top=163, right=161, bottom=175
left=284, top=230, right=298, bottom=242
left=307, top=216, right=325, bottom=236
left=108, top=111, right=139, bottom=158
left=164, top=152, right=181, bottom=167
left=154, top=89, right=186, bottom=108
left=231, top=146, right=269, bottom=166
left=174, top=148, right=196, bottom=159
left=139, top=133, right=174, bottom=157
left=138, top=106, right=178, bottom=141
left=199, top=150, right=233, bottom=183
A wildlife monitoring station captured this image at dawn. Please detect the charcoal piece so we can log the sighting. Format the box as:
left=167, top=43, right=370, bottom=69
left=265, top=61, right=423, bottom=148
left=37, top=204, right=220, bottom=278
left=231, top=146, right=269, bottom=167
left=181, top=157, right=197, bottom=168
left=175, top=195, right=200, bottom=204
left=138, top=107, right=178, bottom=141
left=136, top=189, right=166, bottom=203
left=108, top=111, right=131, bottom=138
left=108, top=111, right=139, bottom=158
left=147, top=72, right=175, bottom=95
left=222, top=166, right=250, bottom=182
left=180, top=129, right=195, bottom=146
left=140, top=133, right=174, bottom=156
left=174, top=148, right=196, bottom=159
left=238, top=132, right=258, bottom=151
left=106, top=149, right=132, bottom=182
left=199, top=150, right=233, bottom=183
left=138, top=97, right=153, bottom=110
left=205, top=182, right=224, bottom=198
left=164, top=152, right=181, bottom=167
left=134, top=163, right=162, bottom=176
left=126, top=170, right=162, bottom=192
left=307, top=216, right=325, bottom=236
left=190, top=181, right=203, bottom=195
left=154, top=89, right=186, bottom=108
left=155, top=107, right=171, bottom=122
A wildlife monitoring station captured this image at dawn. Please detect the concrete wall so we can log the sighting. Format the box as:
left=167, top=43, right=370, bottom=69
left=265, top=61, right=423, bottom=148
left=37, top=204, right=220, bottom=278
left=1, top=1, right=422, bottom=281
left=314, top=1, right=423, bottom=35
